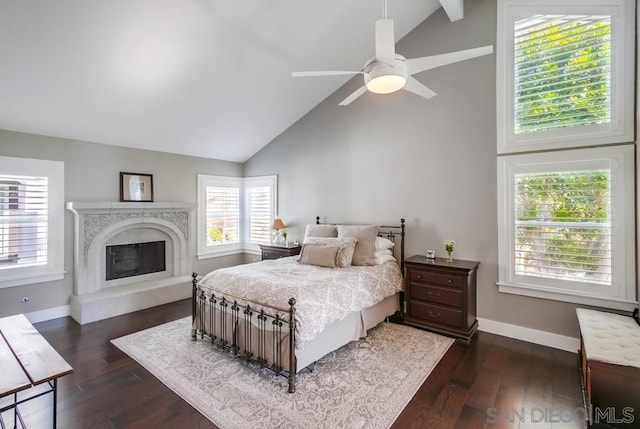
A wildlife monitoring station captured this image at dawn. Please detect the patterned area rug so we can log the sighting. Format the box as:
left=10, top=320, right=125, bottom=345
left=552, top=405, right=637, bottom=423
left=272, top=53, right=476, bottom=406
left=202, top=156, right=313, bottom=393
left=112, top=317, right=453, bottom=429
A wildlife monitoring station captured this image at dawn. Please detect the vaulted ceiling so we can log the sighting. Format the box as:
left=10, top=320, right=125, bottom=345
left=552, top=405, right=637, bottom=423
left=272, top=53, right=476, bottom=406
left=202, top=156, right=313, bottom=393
left=0, top=0, right=464, bottom=162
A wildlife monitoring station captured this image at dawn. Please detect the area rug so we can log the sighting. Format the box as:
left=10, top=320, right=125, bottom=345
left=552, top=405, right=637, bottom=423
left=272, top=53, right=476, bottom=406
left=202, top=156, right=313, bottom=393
left=112, top=317, right=453, bottom=429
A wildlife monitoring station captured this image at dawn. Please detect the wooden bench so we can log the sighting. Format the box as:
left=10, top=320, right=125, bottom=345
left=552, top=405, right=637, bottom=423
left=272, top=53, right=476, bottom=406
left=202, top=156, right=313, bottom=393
left=576, top=308, right=640, bottom=428
left=0, top=314, right=73, bottom=428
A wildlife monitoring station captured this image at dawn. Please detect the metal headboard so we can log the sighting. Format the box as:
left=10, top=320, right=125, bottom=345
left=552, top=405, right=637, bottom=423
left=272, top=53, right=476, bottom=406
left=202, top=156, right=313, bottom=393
left=315, top=216, right=406, bottom=274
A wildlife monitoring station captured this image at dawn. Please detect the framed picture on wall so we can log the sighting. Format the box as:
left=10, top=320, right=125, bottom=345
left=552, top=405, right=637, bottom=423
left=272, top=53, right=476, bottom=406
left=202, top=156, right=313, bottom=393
left=120, top=172, right=154, bottom=202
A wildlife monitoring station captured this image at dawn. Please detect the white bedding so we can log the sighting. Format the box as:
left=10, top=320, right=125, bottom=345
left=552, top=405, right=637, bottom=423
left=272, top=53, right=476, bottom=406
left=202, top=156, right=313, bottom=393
left=198, top=257, right=404, bottom=348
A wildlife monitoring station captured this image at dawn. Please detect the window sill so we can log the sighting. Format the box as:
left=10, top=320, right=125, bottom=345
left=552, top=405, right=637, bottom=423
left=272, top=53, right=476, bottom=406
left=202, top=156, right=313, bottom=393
left=497, top=282, right=638, bottom=312
left=0, top=271, right=65, bottom=289
left=197, top=249, right=243, bottom=259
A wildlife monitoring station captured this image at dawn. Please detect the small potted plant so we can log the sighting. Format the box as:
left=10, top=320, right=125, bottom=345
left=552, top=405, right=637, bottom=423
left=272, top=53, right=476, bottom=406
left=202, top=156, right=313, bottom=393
left=281, top=229, right=288, bottom=244
left=444, top=240, right=455, bottom=262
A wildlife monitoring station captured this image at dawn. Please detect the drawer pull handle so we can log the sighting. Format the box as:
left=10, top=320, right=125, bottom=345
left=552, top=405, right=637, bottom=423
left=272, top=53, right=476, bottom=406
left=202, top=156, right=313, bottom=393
left=428, top=310, right=441, bottom=318
left=448, top=279, right=452, bottom=284
left=416, top=275, right=422, bottom=279
left=427, top=292, right=442, bottom=297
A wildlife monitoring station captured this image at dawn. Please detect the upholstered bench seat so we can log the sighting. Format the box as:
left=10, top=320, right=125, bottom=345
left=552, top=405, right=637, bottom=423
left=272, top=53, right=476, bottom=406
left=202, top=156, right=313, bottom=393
left=576, top=308, right=640, bottom=427
left=576, top=308, right=640, bottom=368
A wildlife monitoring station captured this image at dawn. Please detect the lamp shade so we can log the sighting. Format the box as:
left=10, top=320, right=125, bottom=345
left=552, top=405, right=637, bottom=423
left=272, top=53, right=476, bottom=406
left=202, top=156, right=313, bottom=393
left=272, top=218, right=286, bottom=230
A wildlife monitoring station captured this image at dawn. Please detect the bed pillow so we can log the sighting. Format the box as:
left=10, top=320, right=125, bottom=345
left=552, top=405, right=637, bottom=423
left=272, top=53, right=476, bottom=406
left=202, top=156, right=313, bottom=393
left=303, top=224, right=338, bottom=242
left=337, top=224, right=377, bottom=266
left=304, top=237, right=357, bottom=268
left=298, top=244, right=340, bottom=268
left=375, top=236, right=395, bottom=250
left=374, top=249, right=396, bottom=265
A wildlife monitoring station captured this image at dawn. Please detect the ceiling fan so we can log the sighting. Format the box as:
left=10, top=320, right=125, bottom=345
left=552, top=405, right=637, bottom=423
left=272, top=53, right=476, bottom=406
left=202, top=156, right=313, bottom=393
left=292, top=5, right=493, bottom=106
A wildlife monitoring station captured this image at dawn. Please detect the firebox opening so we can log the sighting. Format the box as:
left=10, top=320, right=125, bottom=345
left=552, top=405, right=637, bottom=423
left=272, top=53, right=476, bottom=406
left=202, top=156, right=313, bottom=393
left=106, top=241, right=166, bottom=281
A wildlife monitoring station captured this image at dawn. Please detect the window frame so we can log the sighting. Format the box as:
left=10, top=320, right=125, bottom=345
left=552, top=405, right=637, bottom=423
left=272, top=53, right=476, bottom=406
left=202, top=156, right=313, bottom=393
left=0, top=156, right=65, bottom=289
left=497, top=145, right=636, bottom=310
left=496, top=0, right=635, bottom=154
left=197, top=174, right=277, bottom=259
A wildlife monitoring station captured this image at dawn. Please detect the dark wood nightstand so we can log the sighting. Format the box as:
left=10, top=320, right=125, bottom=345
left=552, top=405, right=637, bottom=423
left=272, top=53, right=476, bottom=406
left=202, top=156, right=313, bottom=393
left=259, top=243, right=302, bottom=261
left=403, top=255, right=479, bottom=342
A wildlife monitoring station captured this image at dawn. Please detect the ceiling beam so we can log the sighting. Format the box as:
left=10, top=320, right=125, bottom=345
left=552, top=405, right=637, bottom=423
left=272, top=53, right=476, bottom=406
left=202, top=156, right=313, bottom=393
left=439, top=0, right=464, bottom=22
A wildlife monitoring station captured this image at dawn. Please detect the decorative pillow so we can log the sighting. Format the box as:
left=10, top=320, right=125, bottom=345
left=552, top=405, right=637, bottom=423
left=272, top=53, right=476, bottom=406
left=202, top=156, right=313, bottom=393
left=337, top=224, right=377, bottom=266
left=304, top=237, right=357, bottom=268
left=375, top=236, right=395, bottom=250
left=374, top=250, right=396, bottom=265
left=375, top=249, right=393, bottom=258
left=298, top=244, right=340, bottom=268
left=303, top=224, right=338, bottom=242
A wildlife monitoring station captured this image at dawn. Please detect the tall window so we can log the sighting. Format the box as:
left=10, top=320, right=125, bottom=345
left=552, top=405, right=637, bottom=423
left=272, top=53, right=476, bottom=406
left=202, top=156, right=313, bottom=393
left=498, top=147, right=634, bottom=309
left=205, top=185, right=240, bottom=247
left=244, top=178, right=274, bottom=245
left=197, top=175, right=277, bottom=258
left=497, top=0, right=634, bottom=153
left=496, top=0, right=635, bottom=310
left=0, top=156, right=64, bottom=289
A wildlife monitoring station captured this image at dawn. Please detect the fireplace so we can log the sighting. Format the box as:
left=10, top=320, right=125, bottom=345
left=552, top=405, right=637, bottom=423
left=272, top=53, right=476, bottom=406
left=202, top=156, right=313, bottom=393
left=66, top=201, right=196, bottom=324
left=106, top=241, right=166, bottom=281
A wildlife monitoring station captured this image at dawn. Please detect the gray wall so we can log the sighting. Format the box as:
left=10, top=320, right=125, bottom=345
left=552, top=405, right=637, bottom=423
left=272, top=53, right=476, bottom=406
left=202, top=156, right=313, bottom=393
left=0, top=129, right=244, bottom=317
left=244, top=0, right=603, bottom=338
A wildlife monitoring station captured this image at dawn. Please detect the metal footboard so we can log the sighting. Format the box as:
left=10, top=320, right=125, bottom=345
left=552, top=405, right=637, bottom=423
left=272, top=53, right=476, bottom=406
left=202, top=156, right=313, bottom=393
left=191, top=273, right=298, bottom=393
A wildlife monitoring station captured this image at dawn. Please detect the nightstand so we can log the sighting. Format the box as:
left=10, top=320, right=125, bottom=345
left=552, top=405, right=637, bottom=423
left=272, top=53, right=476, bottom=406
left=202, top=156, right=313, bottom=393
left=259, top=243, right=302, bottom=260
left=403, top=255, right=479, bottom=342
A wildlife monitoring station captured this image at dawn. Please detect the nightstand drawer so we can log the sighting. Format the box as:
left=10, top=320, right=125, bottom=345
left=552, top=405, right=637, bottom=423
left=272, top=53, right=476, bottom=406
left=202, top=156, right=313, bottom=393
left=408, top=269, right=464, bottom=288
left=262, top=250, right=281, bottom=260
left=409, top=283, right=462, bottom=308
left=408, top=301, right=462, bottom=328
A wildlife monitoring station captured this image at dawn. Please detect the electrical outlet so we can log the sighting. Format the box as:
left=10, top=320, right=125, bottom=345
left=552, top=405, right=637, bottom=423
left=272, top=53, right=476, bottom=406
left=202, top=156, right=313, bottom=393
left=21, top=297, right=29, bottom=303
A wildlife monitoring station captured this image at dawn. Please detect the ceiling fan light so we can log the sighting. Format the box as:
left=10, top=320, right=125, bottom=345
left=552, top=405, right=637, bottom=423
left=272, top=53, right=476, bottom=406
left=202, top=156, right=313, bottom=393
left=366, top=74, right=406, bottom=94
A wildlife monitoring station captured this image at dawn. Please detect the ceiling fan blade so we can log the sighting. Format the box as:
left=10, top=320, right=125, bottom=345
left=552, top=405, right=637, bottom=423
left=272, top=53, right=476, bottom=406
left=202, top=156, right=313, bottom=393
left=292, top=71, right=362, bottom=77
left=339, top=85, right=368, bottom=106
left=406, top=45, right=493, bottom=75
left=403, top=76, right=437, bottom=99
left=375, top=19, right=396, bottom=65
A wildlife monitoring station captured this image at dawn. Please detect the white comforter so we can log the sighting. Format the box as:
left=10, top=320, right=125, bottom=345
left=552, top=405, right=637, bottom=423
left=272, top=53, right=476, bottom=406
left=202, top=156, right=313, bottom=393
left=198, top=257, right=404, bottom=348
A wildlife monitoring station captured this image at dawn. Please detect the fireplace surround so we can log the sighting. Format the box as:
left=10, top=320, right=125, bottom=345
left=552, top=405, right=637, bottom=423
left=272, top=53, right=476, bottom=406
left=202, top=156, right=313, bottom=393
left=66, top=202, right=196, bottom=324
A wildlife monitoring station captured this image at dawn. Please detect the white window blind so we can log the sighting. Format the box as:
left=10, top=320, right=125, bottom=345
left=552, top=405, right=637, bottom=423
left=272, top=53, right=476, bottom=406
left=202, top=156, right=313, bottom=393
left=0, top=175, right=49, bottom=268
left=514, top=14, right=611, bottom=135
left=205, top=186, right=240, bottom=246
left=514, top=169, right=611, bottom=285
left=497, top=146, right=635, bottom=310
left=246, top=185, right=271, bottom=244
left=496, top=0, right=634, bottom=153
left=0, top=156, right=64, bottom=289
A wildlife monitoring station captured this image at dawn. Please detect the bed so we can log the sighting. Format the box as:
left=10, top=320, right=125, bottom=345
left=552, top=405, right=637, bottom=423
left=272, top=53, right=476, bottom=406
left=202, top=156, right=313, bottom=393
left=191, top=217, right=405, bottom=393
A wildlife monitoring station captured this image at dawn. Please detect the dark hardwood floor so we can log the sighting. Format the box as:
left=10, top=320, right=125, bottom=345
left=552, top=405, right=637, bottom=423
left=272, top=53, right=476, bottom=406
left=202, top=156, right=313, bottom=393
left=2, top=300, right=587, bottom=428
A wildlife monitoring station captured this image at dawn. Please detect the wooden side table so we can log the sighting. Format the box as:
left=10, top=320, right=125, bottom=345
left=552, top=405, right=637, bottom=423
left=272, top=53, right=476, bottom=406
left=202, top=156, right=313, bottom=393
left=0, top=314, right=73, bottom=428
left=403, top=255, right=479, bottom=342
left=259, top=243, right=302, bottom=260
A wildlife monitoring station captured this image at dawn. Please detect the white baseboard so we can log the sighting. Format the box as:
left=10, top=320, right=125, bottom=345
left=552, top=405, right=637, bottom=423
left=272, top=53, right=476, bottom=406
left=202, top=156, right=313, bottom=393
left=25, top=305, right=71, bottom=324
left=478, top=317, right=580, bottom=353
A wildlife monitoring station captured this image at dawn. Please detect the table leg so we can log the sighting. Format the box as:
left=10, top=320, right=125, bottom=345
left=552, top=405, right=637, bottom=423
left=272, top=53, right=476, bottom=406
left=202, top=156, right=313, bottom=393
left=52, top=379, right=57, bottom=429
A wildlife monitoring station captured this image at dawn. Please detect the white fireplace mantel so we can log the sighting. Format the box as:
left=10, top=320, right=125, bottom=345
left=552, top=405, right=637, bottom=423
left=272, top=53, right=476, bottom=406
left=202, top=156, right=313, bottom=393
left=66, top=201, right=197, bottom=324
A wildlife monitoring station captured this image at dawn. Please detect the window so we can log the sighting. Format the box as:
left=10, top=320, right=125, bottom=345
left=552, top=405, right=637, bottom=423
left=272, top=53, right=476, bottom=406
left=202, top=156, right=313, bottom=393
left=197, top=175, right=277, bottom=258
left=0, top=156, right=64, bottom=289
left=497, top=0, right=634, bottom=153
left=497, top=146, right=635, bottom=309
left=244, top=177, right=275, bottom=246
